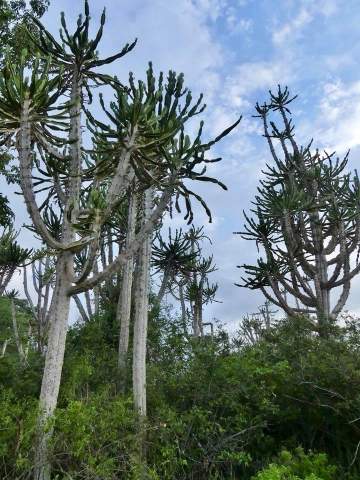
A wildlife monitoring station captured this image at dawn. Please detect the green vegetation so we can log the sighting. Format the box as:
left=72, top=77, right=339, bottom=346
left=1, top=307, right=360, bottom=478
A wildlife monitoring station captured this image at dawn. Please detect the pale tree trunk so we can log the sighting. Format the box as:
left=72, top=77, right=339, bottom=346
left=118, top=190, right=138, bottom=385
left=34, top=255, right=72, bottom=480
left=132, top=188, right=152, bottom=475
left=73, top=294, right=89, bottom=322
left=93, top=261, right=100, bottom=316
left=1, top=339, right=9, bottom=357
left=84, top=290, right=93, bottom=318
left=10, top=297, right=26, bottom=365
left=132, top=188, right=152, bottom=417
left=178, top=283, right=187, bottom=330
left=156, top=267, right=171, bottom=304
left=34, top=68, right=80, bottom=480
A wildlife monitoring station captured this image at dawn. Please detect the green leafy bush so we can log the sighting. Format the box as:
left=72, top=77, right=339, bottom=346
left=52, top=392, right=137, bottom=479
left=252, top=448, right=337, bottom=480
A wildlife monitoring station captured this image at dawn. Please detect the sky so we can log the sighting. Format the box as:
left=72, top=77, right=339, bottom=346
left=5, top=0, right=360, bottom=330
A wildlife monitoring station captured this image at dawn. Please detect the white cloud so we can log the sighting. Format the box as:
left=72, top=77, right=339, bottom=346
left=303, top=79, right=360, bottom=153
left=226, top=10, right=253, bottom=34
left=191, top=0, right=229, bottom=21
left=272, top=0, right=338, bottom=47
left=223, top=60, right=292, bottom=102
left=273, top=8, right=313, bottom=46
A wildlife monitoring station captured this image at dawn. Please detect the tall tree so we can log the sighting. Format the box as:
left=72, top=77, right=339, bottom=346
left=152, top=227, right=198, bottom=304
left=0, top=2, right=240, bottom=477
left=237, top=86, right=360, bottom=335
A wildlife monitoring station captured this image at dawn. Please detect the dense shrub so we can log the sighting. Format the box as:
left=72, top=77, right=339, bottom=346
left=252, top=449, right=337, bottom=480
left=1, top=307, right=360, bottom=479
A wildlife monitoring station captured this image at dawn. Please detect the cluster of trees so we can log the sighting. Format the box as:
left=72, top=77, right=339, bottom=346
left=1, top=2, right=360, bottom=480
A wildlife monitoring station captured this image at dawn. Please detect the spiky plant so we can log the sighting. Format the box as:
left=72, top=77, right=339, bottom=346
left=0, top=229, right=32, bottom=295
left=237, top=86, right=360, bottom=336
left=152, top=228, right=199, bottom=303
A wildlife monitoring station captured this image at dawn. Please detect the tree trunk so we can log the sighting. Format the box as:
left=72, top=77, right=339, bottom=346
left=10, top=298, right=26, bottom=365
left=117, top=190, right=138, bottom=386
left=132, top=188, right=152, bottom=417
left=73, top=294, right=89, bottom=322
left=132, top=189, right=152, bottom=475
left=34, top=255, right=72, bottom=480
left=179, top=283, right=187, bottom=330
left=156, top=267, right=171, bottom=305
left=34, top=67, right=81, bottom=480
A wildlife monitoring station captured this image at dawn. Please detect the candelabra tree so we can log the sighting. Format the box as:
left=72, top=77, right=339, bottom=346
left=23, top=255, right=54, bottom=353
left=0, top=230, right=32, bottom=295
left=0, top=194, right=32, bottom=295
left=165, top=226, right=219, bottom=336
left=186, top=254, right=218, bottom=336
left=89, top=62, right=239, bottom=406
left=0, top=2, right=240, bottom=476
left=237, top=86, right=360, bottom=336
left=152, top=227, right=198, bottom=304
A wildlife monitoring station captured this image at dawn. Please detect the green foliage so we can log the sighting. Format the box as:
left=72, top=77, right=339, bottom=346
left=53, top=393, right=137, bottom=479
left=0, top=0, right=49, bottom=65
left=0, top=389, right=38, bottom=479
left=252, top=449, right=337, bottom=480
left=1, top=295, right=360, bottom=479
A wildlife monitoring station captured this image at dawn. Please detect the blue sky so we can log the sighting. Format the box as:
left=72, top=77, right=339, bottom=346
left=6, top=0, right=360, bottom=328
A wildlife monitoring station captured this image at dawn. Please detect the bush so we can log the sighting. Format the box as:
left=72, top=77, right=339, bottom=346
left=252, top=448, right=337, bottom=480
left=52, top=392, right=138, bottom=479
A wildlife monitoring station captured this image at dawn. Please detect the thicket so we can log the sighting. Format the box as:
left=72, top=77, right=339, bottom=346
left=1, top=300, right=360, bottom=479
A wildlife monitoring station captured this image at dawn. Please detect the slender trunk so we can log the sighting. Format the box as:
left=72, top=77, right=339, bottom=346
left=117, top=191, right=137, bottom=383
left=93, top=262, right=100, bottom=316
left=34, top=67, right=81, bottom=480
left=156, top=268, right=170, bottom=304
left=10, top=298, right=26, bottom=364
left=198, top=286, right=204, bottom=336
left=179, top=283, right=187, bottom=329
left=73, top=294, right=89, bottom=322
left=84, top=290, right=93, bottom=318
left=34, top=255, right=72, bottom=480
left=132, top=188, right=152, bottom=417
left=132, top=189, right=152, bottom=476
left=1, top=339, right=9, bottom=357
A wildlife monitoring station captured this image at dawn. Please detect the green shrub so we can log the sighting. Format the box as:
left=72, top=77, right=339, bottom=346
left=252, top=448, right=337, bottom=480
left=0, top=389, right=38, bottom=479
left=52, top=392, right=137, bottom=479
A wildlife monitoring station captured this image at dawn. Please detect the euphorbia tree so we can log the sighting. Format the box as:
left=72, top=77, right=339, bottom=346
left=237, top=86, right=360, bottom=335
left=0, top=2, right=240, bottom=477
left=152, top=227, right=198, bottom=304
left=0, top=230, right=32, bottom=295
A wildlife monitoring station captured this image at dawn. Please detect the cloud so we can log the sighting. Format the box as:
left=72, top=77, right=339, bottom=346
left=224, top=61, right=292, bottom=100
left=192, top=0, right=229, bottom=21
left=301, top=79, right=360, bottom=153
left=272, top=8, right=313, bottom=46
left=271, top=0, right=338, bottom=47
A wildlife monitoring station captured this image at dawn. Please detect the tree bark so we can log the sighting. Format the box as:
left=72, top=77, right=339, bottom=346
left=132, top=188, right=152, bottom=417
left=73, top=294, right=89, bottom=322
left=10, top=297, right=26, bottom=365
left=118, top=190, right=138, bottom=385
left=34, top=255, right=72, bottom=480
left=34, top=67, right=80, bottom=480
left=156, top=267, right=171, bottom=305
